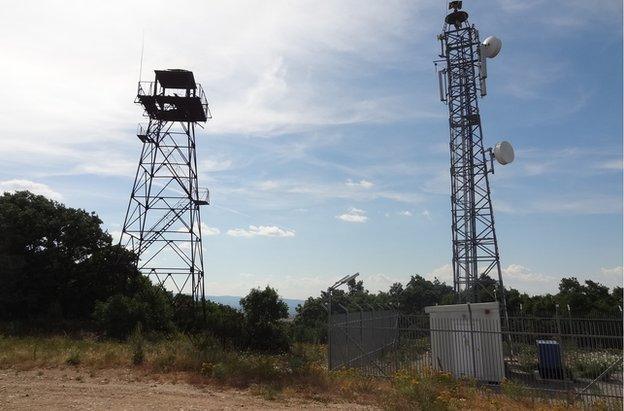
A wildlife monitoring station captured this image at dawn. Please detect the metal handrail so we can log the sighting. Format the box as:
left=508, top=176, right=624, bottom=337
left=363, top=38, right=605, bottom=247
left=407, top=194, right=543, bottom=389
left=197, top=188, right=210, bottom=204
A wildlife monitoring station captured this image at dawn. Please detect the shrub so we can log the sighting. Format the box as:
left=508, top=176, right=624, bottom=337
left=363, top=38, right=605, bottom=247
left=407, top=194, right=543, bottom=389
left=205, top=353, right=284, bottom=388
left=129, top=323, right=145, bottom=365
left=515, top=344, right=538, bottom=373
left=567, top=350, right=621, bottom=380
left=386, top=368, right=457, bottom=411
left=66, top=348, right=81, bottom=366
left=93, top=285, right=174, bottom=339
left=241, top=287, right=291, bottom=353
left=288, top=343, right=324, bottom=374
left=203, top=303, right=247, bottom=349
left=247, top=322, right=290, bottom=353
left=187, top=333, right=224, bottom=366
left=501, top=378, right=529, bottom=401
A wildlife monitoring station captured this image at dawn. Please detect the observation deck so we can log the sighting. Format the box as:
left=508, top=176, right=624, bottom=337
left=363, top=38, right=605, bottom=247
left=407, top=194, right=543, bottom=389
left=136, top=69, right=210, bottom=122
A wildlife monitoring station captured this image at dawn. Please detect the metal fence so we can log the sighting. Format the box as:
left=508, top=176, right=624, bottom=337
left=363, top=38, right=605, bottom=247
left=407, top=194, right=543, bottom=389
left=328, top=307, right=623, bottom=408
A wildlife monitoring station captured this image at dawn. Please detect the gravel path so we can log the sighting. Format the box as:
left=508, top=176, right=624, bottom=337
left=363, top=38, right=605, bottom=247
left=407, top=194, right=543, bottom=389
left=0, top=368, right=377, bottom=410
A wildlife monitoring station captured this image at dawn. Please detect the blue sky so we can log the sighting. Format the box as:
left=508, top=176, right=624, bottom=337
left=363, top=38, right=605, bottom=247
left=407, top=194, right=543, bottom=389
left=0, top=1, right=622, bottom=299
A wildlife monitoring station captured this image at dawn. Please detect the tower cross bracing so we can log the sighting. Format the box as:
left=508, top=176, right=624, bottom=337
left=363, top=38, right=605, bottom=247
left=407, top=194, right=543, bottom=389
left=121, top=69, right=211, bottom=304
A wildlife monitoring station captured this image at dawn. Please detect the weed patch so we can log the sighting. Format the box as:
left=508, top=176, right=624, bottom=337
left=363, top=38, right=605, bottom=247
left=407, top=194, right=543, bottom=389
left=65, top=348, right=81, bottom=366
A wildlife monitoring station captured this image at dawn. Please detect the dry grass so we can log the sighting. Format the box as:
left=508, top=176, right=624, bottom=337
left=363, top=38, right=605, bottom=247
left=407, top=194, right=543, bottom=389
left=0, top=335, right=130, bottom=369
left=0, top=335, right=592, bottom=410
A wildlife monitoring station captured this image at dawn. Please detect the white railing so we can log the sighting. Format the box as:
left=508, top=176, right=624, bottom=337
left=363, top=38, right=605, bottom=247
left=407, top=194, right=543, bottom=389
left=197, top=188, right=210, bottom=204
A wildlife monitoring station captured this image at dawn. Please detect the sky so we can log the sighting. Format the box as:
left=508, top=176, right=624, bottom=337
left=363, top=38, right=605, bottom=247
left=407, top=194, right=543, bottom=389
left=0, top=0, right=622, bottom=300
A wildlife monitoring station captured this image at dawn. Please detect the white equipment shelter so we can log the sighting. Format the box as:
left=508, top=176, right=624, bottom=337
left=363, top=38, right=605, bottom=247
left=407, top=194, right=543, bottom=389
left=424, top=302, right=505, bottom=383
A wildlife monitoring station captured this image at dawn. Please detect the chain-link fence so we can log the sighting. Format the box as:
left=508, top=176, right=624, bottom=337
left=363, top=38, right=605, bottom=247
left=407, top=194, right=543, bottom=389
left=328, top=305, right=623, bottom=408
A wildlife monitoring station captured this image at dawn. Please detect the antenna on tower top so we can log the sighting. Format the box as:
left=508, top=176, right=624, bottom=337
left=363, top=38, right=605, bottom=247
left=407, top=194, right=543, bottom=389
left=449, top=1, right=462, bottom=10
left=138, top=30, right=145, bottom=83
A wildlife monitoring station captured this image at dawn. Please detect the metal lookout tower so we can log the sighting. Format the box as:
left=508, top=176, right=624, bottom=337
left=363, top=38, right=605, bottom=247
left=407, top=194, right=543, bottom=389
left=121, top=69, right=211, bottom=305
left=436, top=2, right=515, bottom=309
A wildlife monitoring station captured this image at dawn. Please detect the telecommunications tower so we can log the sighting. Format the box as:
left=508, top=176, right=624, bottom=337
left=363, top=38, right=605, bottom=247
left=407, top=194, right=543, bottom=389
left=121, top=69, right=211, bottom=304
left=436, top=2, right=515, bottom=308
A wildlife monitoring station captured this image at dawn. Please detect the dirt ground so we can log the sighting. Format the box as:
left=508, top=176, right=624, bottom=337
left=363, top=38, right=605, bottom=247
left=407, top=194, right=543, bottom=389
left=0, top=368, right=378, bottom=410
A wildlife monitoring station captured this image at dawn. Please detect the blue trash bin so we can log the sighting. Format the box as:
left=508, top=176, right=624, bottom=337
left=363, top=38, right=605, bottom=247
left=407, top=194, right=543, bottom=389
left=536, top=340, right=564, bottom=380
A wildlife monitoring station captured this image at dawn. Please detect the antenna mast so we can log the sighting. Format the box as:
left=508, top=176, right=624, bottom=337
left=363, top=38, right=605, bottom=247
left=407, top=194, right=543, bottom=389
left=436, top=1, right=512, bottom=315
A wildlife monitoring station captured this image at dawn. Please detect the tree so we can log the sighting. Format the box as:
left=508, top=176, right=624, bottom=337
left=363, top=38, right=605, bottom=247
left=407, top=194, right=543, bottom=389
left=398, top=275, right=454, bottom=313
left=291, top=296, right=328, bottom=343
left=93, top=281, right=174, bottom=339
left=240, top=286, right=290, bottom=352
left=0, top=191, right=147, bottom=325
left=556, top=277, right=621, bottom=317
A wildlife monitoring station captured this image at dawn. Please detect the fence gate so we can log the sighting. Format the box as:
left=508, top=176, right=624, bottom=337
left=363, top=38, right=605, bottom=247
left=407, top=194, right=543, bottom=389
left=328, top=308, right=399, bottom=376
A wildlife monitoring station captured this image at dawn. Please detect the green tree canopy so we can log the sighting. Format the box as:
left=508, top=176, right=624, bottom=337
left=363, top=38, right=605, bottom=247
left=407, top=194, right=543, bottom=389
left=240, top=286, right=290, bottom=352
left=0, top=191, right=144, bottom=322
left=240, top=286, right=289, bottom=324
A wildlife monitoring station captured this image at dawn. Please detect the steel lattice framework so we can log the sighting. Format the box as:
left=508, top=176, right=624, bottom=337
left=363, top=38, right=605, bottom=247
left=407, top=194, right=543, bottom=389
left=121, top=69, right=211, bottom=304
left=436, top=4, right=507, bottom=311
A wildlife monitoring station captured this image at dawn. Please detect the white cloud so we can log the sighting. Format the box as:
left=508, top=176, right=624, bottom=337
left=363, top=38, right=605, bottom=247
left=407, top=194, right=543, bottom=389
left=496, top=195, right=622, bottom=215
left=202, top=158, right=233, bottom=172
left=421, top=210, right=432, bottom=220
left=427, top=264, right=453, bottom=284
left=346, top=179, right=374, bottom=189
left=0, top=179, right=63, bottom=200
left=250, top=179, right=424, bottom=205
left=0, top=0, right=438, bottom=179
left=503, top=264, right=553, bottom=283
left=176, top=222, right=221, bottom=235
left=205, top=273, right=328, bottom=300
left=502, top=264, right=558, bottom=295
left=426, top=263, right=560, bottom=295
left=363, top=273, right=401, bottom=293
left=595, top=266, right=623, bottom=289
left=202, top=225, right=221, bottom=236
left=109, top=230, right=122, bottom=243
left=600, top=266, right=623, bottom=277
left=258, top=180, right=280, bottom=190
left=597, top=159, right=623, bottom=171
left=398, top=210, right=412, bottom=217
left=227, top=225, right=295, bottom=238
left=205, top=272, right=403, bottom=300
left=336, top=207, right=368, bottom=223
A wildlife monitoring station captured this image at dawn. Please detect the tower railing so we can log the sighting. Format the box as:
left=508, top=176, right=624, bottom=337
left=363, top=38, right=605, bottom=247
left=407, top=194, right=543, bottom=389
left=196, top=188, right=210, bottom=205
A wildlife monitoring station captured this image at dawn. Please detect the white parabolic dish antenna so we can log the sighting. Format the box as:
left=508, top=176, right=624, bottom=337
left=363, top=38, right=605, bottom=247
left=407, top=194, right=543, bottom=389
left=493, top=141, right=514, bottom=165
left=482, top=36, right=502, bottom=58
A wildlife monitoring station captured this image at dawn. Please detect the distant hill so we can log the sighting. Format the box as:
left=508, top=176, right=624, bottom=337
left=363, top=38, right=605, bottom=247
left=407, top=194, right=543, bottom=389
left=206, top=295, right=304, bottom=316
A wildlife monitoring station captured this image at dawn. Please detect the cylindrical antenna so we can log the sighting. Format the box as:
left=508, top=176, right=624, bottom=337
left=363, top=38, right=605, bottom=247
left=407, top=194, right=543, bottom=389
left=138, top=30, right=145, bottom=83
left=438, top=68, right=447, bottom=102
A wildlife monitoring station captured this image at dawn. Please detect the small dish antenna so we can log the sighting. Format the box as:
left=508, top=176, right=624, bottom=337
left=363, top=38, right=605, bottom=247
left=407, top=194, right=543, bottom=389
left=492, top=141, right=514, bottom=165
left=478, top=36, right=501, bottom=96
left=482, top=36, right=502, bottom=59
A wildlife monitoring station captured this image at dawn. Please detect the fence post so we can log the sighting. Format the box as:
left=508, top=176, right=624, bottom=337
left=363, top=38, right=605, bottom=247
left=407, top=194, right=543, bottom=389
left=467, top=302, right=477, bottom=379
left=393, top=306, right=400, bottom=374
left=352, top=302, right=364, bottom=370
left=555, top=304, right=572, bottom=401
left=327, top=288, right=332, bottom=371
left=339, top=303, right=350, bottom=369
